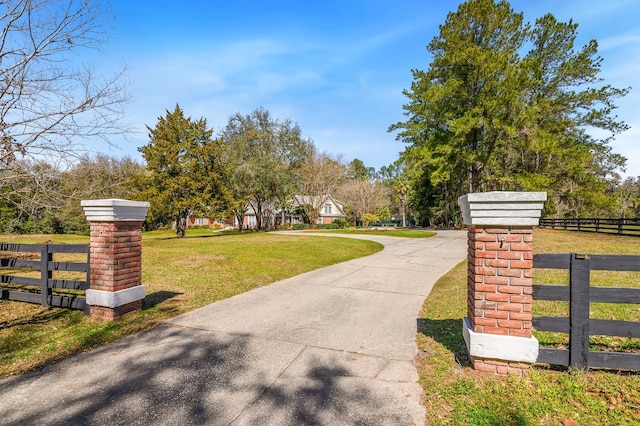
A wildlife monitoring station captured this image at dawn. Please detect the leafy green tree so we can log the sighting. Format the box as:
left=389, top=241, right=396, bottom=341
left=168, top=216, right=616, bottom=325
left=138, top=105, right=229, bottom=237
left=380, top=159, right=411, bottom=227
left=390, top=0, right=629, bottom=221
left=611, top=177, right=640, bottom=218
left=347, top=159, right=376, bottom=181
left=220, top=108, right=312, bottom=230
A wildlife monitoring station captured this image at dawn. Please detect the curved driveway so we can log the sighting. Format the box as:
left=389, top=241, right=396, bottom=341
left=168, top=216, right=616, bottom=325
left=0, top=230, right=466, bottom=425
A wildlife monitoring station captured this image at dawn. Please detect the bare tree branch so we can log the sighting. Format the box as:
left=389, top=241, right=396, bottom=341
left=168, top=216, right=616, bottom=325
left=0, top=0, right=128, bottom=165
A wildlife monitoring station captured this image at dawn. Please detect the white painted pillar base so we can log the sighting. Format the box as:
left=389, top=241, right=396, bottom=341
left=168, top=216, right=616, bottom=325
left=86, top=286, right=146, bottom=309
left=462, top=317, right=539, bottom=363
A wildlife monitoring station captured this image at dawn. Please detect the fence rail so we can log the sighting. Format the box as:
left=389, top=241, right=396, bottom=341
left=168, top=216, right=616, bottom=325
left=539, top=218, right=640, bottom=237
left=532, top=253, right=640, bottom=371
left=0, top=242, right=90, bottom=313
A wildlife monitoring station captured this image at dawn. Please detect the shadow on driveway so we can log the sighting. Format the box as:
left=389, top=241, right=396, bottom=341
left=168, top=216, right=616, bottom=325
left=1, top=325, right=409, bottom=425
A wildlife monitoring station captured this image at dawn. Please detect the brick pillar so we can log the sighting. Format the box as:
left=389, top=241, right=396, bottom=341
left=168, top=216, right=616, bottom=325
left=81, top=199, right=150, bottom=320
left=458, top=192, right=546, bottom=375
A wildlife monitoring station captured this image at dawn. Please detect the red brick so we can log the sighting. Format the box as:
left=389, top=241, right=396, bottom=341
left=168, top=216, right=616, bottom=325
left=511, top=243, right=533, bottom=251
left=468, top=273, right=484, bottom=284
left=474, top=233, right=497, bottom=242
left=485, top=242, right=509, bottom=251
left=498, top=319, right=524, bottom=329
left=509, top=312, right=532, bottom=321
left=476, top=250, right=498, bottom=259
left=485, top=228, right=510, bottom=234
left=483, top=359, right=509, bottom=366
left=474, top=266, right=497, bottom=276
left=496, top=365, right=528, bottom=376
left=497, top=302, right=523, bottom=312
left=509, top=329, right=532, bottom=338
left=511, top=260, right=533, bottom=269
left=510, top=278, right=533, bottom=287
left=484, top=275, right=510, bottom=285
left=484, top=327, right=509, bottom=335
left=474, top=361, right=498, bottom=373
left=497, top=285, right=523, bottom=294
left=474, top=283, right=497, bottom=292
left=497, top=268, right=523, bottom=277
left=504, top=234, right=524, bottom=242
left=474, top=299, right=498, bottom=309
left=485, top=293, right=509, bottom=302
left=497, top=251, right=523, bottom=260
left=475, top=318, right=498, bottom=327
left=470, top=257, right=483, bottom=266
left=509, top=228, right=533, bottom=234
left=510, top=295, right=532, bottom=304
left=485, top=310, right=509, bottom=319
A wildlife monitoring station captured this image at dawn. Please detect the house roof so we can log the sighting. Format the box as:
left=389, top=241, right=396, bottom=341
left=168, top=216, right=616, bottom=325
left=293, top=195, right=346, bottom=217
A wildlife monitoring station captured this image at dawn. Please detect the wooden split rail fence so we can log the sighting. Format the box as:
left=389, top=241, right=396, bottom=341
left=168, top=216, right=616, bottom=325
left=0, top=242, right=90, bottom=313
left=533, top=253, right=640, bottom=371
left=539, top=218, right=640, bottom=237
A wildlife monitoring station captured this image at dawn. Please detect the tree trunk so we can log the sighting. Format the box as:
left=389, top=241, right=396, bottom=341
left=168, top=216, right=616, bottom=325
left=308, top=208, right=318, bottom=228
left=235, top=213, right=244, bottom=230
left=176, top=213, right=186, bottom=238
left=254, top=200, right=263, bottom=230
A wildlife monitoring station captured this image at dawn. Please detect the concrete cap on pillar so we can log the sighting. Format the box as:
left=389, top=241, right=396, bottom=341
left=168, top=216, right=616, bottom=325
left=81, top=199, right=150, bottom=222
left=458, top=191, right=547, bottom=226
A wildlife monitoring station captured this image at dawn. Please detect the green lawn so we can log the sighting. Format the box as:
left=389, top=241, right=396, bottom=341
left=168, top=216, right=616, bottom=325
left=303, top=228, right=437, bottom=238
left=418, top=228, right=640, bottom=425
left=0, top=230, right=382, bottom=378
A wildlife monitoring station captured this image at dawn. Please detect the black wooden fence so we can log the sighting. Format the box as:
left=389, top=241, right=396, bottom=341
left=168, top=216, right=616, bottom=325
left=0, top=242, right=90, bottom=313
left=533, top=253, right=640, bottom=371
left=539, top=218, right=640, bottom=237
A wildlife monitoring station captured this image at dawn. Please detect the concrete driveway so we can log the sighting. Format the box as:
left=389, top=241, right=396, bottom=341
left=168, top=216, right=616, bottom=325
left=0, top=230, right=466, bottom=425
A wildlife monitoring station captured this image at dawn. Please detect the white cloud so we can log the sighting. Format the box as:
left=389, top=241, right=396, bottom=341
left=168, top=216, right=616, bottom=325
left=599, top=31, right=640, bottom=52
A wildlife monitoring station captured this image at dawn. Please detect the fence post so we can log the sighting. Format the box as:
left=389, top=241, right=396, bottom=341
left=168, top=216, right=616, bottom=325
left=458, top=191, right=546, bottom=375
left=569, top=254, right=591, bottom=370
left=40, top=243, right=52, bottom=307
left=81, top=199, right=150, bottom=320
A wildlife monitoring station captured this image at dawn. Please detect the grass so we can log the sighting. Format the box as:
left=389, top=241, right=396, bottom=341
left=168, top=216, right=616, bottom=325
left=418, top=228, right=640, bottom=425
left=303, top=228, right=437, bottom=238
left=0, top=229, right=383, bottom=378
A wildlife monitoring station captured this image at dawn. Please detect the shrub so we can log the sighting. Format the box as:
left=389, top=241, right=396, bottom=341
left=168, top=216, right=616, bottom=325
left=332, top=218, right=349, bottom=229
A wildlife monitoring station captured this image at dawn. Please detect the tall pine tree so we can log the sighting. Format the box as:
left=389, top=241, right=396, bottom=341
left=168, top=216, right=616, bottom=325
left=391, top=0, right=629, bottom=220
left=138, top=105, right=229, bottom=237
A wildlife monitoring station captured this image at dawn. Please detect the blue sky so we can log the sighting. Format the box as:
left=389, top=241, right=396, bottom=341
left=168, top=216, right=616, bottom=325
left=95, top=0, right=640, bottom=177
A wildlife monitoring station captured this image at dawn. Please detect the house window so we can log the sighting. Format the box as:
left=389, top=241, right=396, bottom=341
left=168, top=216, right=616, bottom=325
left=324, top=204, right=332, bottom=215
left=196, top=218, right=205, bottom=225
left=248, top=215, right=256, bottom=227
